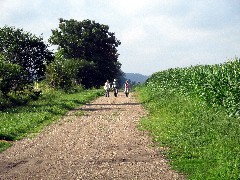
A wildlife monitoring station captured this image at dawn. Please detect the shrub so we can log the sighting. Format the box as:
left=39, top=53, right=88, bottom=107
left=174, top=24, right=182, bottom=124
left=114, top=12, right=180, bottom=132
left=0, top=55, right=25, bottom=95
left=46, top=56, right=81, bottom=90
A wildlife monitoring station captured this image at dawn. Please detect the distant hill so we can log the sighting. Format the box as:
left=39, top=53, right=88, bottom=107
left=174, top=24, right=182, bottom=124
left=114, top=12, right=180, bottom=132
left=124, top=73, right=149, bottom=84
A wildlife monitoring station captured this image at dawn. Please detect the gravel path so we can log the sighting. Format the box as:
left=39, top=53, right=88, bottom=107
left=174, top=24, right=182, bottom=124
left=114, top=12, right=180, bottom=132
left=0, top=92, right=185, bottom=180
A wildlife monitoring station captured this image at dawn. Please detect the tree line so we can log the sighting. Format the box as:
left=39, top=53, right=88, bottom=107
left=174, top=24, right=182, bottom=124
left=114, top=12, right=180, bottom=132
left=0, top=19, right=123, bottom=103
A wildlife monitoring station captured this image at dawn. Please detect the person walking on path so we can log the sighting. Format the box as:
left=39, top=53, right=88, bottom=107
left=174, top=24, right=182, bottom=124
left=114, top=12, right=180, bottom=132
left=112, top=79, right=118, bottom=97
left=124, top=80, right=130, bottom=97
left=104, top=80, right=110, bottom=97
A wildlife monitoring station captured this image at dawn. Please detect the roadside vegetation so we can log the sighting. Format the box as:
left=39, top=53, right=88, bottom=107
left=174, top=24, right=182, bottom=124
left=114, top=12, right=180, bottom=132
left=0, top=19, right=120, bottom=152
left=136, top=58, right=240, bottom=180
left=0, top=84, right=103, bottom=152
left=2, top=16, right=240, bottom=179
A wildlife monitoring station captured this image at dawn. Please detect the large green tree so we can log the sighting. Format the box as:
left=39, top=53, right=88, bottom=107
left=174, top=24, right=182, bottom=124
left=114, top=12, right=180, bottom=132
left=49, top=18, right=122, bottom=88
left=0, top=26, right=54, bottom=81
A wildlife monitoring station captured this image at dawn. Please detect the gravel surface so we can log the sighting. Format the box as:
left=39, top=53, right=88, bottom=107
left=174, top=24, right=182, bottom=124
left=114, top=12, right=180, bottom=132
left=0, top=92, right=185, bottom=180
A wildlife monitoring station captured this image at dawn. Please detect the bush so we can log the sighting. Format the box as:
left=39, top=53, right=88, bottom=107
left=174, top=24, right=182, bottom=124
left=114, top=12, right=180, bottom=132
left=46, top=55, right=81, bottom=90
left=0, top=55, right=42, bottom=109
left=0, top=55, right=25, bottom=96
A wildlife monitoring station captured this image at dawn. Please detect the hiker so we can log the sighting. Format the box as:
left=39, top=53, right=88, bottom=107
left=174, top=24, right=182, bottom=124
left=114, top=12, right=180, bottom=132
left=124, top=80, right=130, bottom=97
left=104, top=80, right=110, bottom=97
left=112, top=79, right=118, bottom=97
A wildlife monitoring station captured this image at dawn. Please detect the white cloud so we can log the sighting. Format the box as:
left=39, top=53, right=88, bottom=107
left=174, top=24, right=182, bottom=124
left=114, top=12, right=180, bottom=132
left=108, top=0, right=150, bottom=16
left=0, top=0, right=240, bottom=75
left=120, top=25, right=147, bottom=45
left=0, top=0, right=24, bottom=21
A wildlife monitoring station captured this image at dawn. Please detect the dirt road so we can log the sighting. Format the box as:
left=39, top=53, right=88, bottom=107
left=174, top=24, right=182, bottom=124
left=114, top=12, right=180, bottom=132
left=0, top=92, right=185, bottom=179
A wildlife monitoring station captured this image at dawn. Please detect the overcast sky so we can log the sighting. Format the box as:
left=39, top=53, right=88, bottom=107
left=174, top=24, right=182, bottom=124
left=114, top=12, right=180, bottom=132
left=1, top=0, right=240, bottom=75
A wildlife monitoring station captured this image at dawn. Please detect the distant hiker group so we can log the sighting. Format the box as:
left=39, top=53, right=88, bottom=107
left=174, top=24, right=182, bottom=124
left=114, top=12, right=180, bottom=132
left=104, top=79, right=130, bottom=97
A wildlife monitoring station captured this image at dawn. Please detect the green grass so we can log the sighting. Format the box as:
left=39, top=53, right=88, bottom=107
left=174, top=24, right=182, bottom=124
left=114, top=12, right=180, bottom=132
left=136, top=86, right=240, bottom=180
left=135, top=58, right=240, bottom=179
left=0, top=141, right=12, bottom=152
left=0, top=88, right=104, bottom=152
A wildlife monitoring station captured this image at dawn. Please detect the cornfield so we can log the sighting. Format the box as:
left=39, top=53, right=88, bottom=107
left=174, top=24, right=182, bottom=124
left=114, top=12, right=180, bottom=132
left=146, top=57, right=240, bottom=117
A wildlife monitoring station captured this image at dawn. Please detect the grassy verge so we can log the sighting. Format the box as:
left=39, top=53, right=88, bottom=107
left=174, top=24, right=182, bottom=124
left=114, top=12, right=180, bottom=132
left=136, top=86, right=240, bottom=180
left=0, top=88, right=104, bottom=152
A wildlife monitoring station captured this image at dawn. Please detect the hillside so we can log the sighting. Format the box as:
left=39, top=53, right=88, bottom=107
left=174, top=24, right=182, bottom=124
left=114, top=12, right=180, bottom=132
left=124, top=73, right=149, bottom=84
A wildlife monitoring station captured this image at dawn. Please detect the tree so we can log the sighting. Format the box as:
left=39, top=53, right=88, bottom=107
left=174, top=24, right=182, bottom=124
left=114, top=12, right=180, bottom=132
left=0, top=26, right=54, bottom=81
left=49, top=18, right=122, bottom=88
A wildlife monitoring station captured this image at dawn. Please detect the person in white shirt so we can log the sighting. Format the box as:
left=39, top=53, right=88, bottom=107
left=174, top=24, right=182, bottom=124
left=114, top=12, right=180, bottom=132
left=104, top=80, right=110, bottom=97
left=112, top=79, right=118, bottom=97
